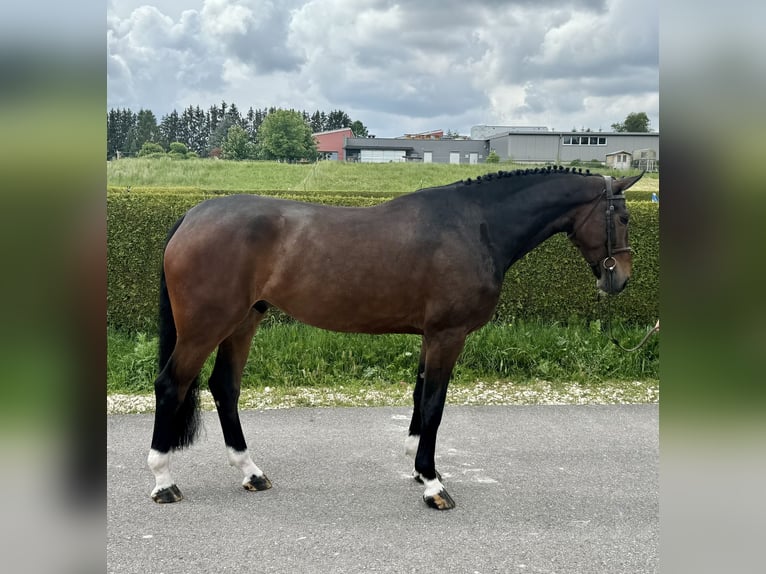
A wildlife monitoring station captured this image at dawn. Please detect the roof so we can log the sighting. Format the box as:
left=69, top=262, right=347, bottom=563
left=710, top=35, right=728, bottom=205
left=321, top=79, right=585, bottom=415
left=487, top=130, right=658, bottom=140
left=313, top=127, right=354, bottom=136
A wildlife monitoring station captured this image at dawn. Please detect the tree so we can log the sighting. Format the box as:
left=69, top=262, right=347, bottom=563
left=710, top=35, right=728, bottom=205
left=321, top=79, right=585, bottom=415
left=350, top=120, right=368, bottom=138
left=180, top=106, right=208, bottom=156
left=486, top=149, right=500, bottom=163
left=244, top=107, right=258, bottom=143
left=225, top=102, right=242, bottom=127
left=310, top=110, right=324, bottom=133
left=326, top=109, right=352, bottom=130
left=221, top=125, right=257, bottom=160
left=108, top=104, right=367, bottom=160
left=158, top=110, right=182, bottom=149
left=611, top=112, right=651, bottom=133
left=208, top=115, right=238, bottom=153
left=107, top=108, right=137, bottom=159
left=257, top=109, right=317, bottom=162
left=135, top=109, right=159, bottom=148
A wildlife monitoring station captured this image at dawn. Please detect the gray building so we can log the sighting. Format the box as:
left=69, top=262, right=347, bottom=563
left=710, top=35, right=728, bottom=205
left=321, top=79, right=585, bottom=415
left=343, top=128, right=659, bottom=168
left=488, top=130, right=660, bottom=167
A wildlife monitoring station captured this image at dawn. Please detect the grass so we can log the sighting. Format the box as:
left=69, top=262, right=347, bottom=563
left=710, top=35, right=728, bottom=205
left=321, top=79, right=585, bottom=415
left=106, top=158, right=659, bottom=409
left=107, top=157, right=659, bottom=194
left=107, top=320, right=659, bottom=408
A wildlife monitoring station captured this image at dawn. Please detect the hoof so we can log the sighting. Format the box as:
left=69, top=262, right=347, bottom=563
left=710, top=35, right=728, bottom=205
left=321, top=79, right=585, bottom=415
left=152, top=484, right=183, bottom=503
left=412, top=470, right=442, bottom=484
left=424, top=489, right=455, bottom=510
left=243, top=474, right=272, bottom=491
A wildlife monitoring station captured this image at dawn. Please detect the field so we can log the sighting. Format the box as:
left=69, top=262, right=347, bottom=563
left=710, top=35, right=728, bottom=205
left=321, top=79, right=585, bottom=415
left=107, top=158, right=659, bottom=408
left=107, top=156, right=659, bottom=194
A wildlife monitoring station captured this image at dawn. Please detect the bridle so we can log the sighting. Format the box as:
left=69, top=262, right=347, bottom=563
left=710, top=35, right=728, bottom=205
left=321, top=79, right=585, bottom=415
left=601, top=176, right=633, bottom=277
left=568, top=175, right=632, bottom=275
left=570, top=176, right=657, bottom=352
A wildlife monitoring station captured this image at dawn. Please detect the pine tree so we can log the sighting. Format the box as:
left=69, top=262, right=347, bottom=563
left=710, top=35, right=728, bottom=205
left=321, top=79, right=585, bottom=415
left=108, top=103, right=368, bottom=158
left=326, top=110, right=351, bottom=130
left=158, top=110, right=181, bottom=149
left=135, top=109, right=159, bottom=148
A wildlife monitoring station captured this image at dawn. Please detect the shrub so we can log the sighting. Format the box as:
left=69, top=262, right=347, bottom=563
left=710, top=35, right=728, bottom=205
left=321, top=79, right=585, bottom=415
left=107, top=190, right=658, bottom=331
left=138, top=142, right=165, bottom=156
left=486, top=150, right=500, bottom=163
left=168, top=142, right=189, bottom=155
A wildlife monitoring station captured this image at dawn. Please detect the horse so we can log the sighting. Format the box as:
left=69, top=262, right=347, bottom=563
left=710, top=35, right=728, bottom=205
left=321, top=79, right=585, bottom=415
left=147, top=167, right=641, bottom=510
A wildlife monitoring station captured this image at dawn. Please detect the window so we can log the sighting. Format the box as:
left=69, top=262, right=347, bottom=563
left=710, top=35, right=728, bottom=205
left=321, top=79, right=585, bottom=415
left=360, top=149, right=406, bottom=163
left=564, top=135, right=607, bottom=145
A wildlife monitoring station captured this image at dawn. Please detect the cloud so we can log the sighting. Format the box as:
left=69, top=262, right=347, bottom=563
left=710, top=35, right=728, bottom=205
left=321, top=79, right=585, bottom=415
left=107, top=5, right=224, bottom=110
left=201, top=0, right=303, bottom=72
left=107, top=0, right=658, bottom=135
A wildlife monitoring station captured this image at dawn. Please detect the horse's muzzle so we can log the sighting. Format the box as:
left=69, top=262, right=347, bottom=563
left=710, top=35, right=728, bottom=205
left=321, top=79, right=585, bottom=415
left=597, top=270, right=630, bottom=294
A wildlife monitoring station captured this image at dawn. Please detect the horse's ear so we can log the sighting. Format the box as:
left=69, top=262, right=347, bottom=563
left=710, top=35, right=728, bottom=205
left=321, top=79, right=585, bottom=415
left=614, top=171, right=645, bottom=194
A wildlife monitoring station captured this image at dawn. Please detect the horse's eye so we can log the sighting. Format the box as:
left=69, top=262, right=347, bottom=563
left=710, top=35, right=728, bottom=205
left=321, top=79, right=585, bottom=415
left=619, top=215, right=629, bottom=225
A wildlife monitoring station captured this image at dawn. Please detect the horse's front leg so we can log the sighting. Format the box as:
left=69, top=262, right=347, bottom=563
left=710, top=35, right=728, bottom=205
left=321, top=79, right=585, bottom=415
left=411, top=330, right=466, bottom=510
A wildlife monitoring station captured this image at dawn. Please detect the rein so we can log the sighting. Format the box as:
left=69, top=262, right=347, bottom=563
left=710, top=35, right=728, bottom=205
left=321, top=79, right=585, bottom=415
left=598, top=176, right=658, bottom=353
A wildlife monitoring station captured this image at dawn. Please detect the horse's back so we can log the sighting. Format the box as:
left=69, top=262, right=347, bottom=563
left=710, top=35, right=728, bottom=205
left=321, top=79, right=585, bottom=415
left=166, top=192, right=499, bottom=335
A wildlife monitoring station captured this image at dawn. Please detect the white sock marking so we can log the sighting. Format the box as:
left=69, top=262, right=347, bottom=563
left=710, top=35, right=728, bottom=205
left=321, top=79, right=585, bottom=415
left=227, top=447, right=264, bottom=484
left=423, top=477, right=444, bottom=498
left=404, top=434, right=420, bottom=457
left=147, top=449, right=174, bottom=495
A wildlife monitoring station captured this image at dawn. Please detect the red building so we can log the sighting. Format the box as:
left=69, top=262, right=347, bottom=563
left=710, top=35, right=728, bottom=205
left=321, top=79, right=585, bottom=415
left=313, top=128, right=354, bottom=161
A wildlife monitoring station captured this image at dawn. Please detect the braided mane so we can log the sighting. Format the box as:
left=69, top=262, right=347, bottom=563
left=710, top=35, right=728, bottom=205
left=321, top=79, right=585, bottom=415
left=460, top=165, right=597, bottom=186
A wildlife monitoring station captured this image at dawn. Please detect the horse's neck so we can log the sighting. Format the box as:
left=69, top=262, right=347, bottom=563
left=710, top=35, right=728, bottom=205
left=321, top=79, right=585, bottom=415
left=479, top=179, right=590, bottom=271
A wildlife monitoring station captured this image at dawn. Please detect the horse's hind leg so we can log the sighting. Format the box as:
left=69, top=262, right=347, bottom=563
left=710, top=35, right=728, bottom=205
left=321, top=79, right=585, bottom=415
left=208, top=304, right=272, bottom=492
left=149, top=340, right=214, bottom=503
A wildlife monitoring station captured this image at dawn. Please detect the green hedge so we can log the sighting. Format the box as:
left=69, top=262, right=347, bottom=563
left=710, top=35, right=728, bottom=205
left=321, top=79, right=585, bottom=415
left=624, top=190, right=658, bottom=202
left=496, top=202, right=658, bottom=325
left=107, top=189, right=658, bottom=332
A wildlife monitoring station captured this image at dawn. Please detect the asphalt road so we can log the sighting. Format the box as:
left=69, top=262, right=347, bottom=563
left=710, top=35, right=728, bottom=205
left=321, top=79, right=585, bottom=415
left=108, top=405, right=658, bottom=573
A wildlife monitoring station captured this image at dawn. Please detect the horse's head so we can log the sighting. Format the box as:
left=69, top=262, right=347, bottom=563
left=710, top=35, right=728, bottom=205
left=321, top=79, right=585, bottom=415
left=568, top=172, right=643, bottom=295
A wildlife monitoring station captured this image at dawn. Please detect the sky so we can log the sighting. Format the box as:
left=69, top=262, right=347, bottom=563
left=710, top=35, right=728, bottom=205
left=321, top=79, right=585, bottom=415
left=107, top=0, right=658, bottom=138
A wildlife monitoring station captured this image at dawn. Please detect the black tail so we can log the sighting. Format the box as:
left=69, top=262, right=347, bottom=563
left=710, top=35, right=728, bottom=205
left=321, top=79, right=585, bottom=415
left=157, top=215, right=200, bottom=449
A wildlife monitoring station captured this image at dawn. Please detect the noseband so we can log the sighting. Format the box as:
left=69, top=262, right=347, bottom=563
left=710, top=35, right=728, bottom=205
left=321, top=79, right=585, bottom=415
left=568, top=175, right=632, bottom=273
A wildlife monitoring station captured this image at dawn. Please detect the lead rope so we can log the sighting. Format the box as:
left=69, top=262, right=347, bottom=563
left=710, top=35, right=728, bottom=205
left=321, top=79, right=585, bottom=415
left=602, top=289, right=659, bottom=352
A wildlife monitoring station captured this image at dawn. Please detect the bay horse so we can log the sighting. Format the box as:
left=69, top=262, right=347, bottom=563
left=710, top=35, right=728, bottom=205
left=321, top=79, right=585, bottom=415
left=148, top=167, right=641, bottom=509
